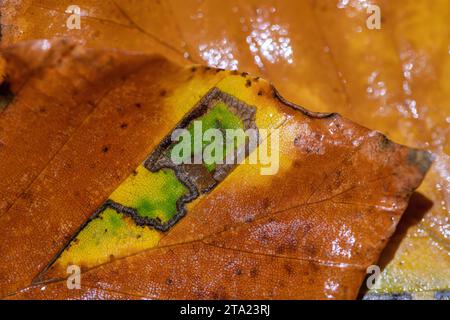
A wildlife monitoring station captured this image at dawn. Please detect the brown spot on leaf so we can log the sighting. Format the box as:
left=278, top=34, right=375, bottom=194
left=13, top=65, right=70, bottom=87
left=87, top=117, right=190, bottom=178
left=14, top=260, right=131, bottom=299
left=284, top=263, right=294, bottom=275
left=250, top=267, right=259, bottom=278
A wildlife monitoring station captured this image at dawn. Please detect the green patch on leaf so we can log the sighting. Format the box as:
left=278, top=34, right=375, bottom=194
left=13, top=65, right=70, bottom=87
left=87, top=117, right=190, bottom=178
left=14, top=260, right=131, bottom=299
left=109, top=165, right=188, bottom=222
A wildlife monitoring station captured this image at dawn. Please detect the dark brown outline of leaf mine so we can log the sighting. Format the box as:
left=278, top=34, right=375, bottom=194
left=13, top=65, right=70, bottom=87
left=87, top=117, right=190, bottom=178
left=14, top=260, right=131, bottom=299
left=140, top=87, right=259, bottom=231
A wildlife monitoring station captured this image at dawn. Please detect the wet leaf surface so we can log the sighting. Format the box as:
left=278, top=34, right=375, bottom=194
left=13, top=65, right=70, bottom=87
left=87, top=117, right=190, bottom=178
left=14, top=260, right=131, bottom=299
left=1, top=0, right=448, bottom=297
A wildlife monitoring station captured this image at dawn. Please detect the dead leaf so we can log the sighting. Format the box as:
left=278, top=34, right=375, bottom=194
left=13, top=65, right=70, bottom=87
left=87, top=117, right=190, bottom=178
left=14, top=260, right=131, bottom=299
left=0, top=40, right=430, bottom=299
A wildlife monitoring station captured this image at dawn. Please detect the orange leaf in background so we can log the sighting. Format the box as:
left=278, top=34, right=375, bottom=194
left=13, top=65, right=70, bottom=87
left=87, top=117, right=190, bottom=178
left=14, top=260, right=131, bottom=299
left=0, top=39, right=430, bottom=299
left=0, top=0, right=449, bottom=298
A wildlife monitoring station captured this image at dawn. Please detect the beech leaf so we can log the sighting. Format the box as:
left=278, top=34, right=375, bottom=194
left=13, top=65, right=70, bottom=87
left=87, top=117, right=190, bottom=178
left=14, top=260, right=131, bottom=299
left=0, top=40, right=431, bottom=299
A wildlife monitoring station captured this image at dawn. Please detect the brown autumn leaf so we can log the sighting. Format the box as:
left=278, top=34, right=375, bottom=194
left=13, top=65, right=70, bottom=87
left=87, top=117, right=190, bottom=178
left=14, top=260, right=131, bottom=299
left=0, top=39, right=431, bottom=299
left=1, top=2, right=449, bottom=297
